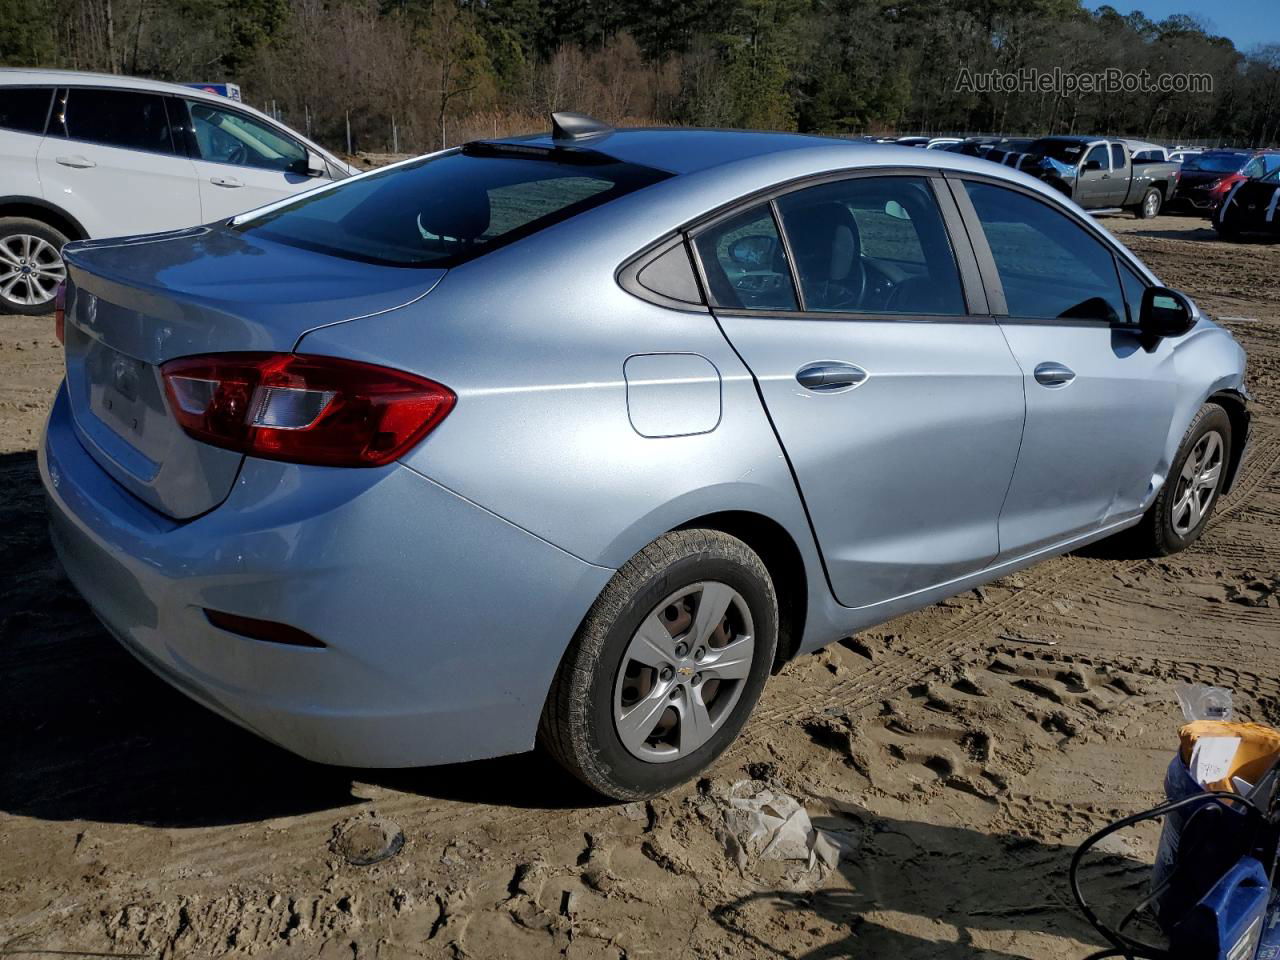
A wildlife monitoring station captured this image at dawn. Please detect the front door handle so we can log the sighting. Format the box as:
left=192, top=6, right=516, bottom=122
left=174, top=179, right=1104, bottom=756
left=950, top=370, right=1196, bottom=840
left=796, top=361, right=868, bottom=392
left=1034, top=361, right=1076, bottom=387
left=210, top=176, right=243, bottom=188
left=55, top=155, right=95, bottom=168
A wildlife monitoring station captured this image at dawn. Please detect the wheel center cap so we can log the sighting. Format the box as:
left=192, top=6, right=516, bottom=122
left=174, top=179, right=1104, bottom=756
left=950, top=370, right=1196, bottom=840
left=676, top=665, right=694, bottom=677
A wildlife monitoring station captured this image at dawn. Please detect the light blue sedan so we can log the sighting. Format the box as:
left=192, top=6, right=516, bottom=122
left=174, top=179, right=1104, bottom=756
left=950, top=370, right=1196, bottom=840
left=41, top=114, right=1250, bottom=799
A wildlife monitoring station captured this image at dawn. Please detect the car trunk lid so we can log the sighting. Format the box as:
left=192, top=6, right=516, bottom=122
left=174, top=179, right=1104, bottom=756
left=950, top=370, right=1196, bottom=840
left=61, top=226, right=444, bottom=519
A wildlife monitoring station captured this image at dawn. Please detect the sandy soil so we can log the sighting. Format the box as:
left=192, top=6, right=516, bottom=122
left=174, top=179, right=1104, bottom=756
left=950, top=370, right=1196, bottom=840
left=1, top=214, right=1277, bottom=959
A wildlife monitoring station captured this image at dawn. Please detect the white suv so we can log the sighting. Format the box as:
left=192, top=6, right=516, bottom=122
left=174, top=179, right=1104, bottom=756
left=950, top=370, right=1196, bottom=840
left=0, top=69, right=354, bottom=314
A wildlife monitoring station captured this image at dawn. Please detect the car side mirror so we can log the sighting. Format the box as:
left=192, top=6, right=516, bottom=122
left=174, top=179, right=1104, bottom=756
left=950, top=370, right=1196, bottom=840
left=727, top=234, right=778, bottom=269
left=305, top=149, right=327, bottom=178
left=1083, top=159, right=1103, bottom=172
left=1139, top=286, right=1197, bottom=345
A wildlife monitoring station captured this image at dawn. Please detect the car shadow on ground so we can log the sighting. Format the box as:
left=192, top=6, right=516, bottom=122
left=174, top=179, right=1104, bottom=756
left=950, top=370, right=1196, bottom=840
left=0, top=451, right=604, bottom=828
left=711, top=803, right=1151, bottom=959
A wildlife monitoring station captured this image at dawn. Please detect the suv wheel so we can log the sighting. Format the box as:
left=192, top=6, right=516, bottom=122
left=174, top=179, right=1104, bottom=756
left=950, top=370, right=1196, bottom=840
left=539, top=529, right=778, bottom=800
left=1128, top=404, right=1232, bottom=555
left=0, top=217, right=69, bottom=316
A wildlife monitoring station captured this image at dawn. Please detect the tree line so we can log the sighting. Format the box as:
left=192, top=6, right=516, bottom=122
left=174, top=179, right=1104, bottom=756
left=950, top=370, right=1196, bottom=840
left=3, top=0, right=1279, bottom=155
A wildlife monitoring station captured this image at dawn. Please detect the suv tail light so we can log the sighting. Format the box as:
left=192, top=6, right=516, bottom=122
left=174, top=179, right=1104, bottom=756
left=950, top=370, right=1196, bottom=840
left=161, top=353, right=455, bottom=467
left=54, top=281, right=66, bottom=344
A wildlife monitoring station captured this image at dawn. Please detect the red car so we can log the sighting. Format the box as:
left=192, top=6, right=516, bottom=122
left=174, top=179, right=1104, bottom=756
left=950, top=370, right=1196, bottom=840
left=1170, top=149, right=1280, bottom=216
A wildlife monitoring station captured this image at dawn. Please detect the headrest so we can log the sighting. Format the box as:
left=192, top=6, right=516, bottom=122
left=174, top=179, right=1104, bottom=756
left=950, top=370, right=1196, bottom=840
left=784, top=202, right=861, bottom=282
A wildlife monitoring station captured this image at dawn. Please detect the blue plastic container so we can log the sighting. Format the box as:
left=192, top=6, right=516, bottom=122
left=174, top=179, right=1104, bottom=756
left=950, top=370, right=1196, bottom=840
left=1172, top=856, right=1269, bottom=960
left=1254, top=892, right=1280, bottom=960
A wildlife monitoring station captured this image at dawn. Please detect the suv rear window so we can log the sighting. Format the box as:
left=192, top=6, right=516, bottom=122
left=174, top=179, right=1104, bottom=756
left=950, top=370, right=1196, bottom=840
left=0, top=87, right=52, bottom=134
left=235, top=144, right=672, bottom=267
left=55, top=88, right=176, bottom=154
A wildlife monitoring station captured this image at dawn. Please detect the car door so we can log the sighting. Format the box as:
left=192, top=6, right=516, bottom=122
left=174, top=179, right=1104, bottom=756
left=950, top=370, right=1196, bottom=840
left=953, top=178, right=1179, bottom=558
left=694, top=173, right=1026, bottom=609
left=0, top=86, right=53, bottom=202
left=1075, top=144, right=1111, bottom=207
left=174, top=98, right=326, bottom=221
left=36, top=87, right=201, bottom=239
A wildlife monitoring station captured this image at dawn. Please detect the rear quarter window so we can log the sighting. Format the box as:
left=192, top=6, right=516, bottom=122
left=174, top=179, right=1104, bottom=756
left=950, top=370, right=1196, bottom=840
left=0, top=87, right=52, bottom=135
left=236, top=145, right=671, bottom=267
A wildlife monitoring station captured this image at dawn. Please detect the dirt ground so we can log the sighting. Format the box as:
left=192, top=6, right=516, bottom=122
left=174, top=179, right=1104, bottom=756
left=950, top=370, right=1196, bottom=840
left=2, top=214, right=1278, bottom=960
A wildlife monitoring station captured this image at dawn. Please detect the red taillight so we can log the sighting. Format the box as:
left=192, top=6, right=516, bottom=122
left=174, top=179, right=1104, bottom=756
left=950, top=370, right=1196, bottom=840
left=160, top=353, right=455, bottom=467
left=54, top=281, right=66, bottom=344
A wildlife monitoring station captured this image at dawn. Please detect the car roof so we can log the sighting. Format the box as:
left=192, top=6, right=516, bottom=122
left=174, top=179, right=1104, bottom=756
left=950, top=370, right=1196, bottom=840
left=0, top=67, right=243, bottom=106
left=501, top=128, right=858, bottom=175
left=1032, top=135, right=1101, bottom=145
left=483, top=126, right=1094, bottom=212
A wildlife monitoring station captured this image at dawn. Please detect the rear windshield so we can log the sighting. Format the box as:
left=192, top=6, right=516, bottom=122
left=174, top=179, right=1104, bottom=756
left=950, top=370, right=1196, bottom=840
left=234, top=144, right=672, bottom=267
left=1181, top=152, right=1249, bottom=173
left=1027, top=139, right=1088, bottom=164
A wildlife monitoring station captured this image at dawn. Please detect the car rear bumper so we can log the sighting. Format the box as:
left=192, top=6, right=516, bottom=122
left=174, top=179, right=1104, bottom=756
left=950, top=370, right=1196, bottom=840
left=40, top=383, right=613, bottom=768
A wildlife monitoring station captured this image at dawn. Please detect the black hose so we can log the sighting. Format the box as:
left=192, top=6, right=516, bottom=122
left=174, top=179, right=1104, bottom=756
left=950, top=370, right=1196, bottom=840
left=1069, top=790, right=1264, bottom=960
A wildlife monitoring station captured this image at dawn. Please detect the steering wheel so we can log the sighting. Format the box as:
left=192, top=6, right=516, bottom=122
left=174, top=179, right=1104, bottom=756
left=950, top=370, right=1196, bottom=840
left=225, top=142, right=248, bottom=166
left=813, top=259, right=868, bottom=311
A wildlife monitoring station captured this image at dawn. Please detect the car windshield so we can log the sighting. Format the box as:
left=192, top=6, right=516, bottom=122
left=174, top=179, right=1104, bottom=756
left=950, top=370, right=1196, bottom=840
left=1181, top=152, right=1249, bottom=173
left=234, top=144, right=672, bottom=267
left=1261, top=168, right=1280, bottom=184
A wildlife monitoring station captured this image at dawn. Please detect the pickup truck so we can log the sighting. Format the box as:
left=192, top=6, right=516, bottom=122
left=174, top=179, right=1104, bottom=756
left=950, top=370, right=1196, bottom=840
left=1021, top=135, right=1179, bottom=218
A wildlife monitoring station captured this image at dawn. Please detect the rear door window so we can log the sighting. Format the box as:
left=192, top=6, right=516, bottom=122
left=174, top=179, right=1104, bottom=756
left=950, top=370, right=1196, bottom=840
left=0, top=87, right=52, bottom=134
left=964, top=181, right=1125, bottom=323
left=236, top=144, right=671, bottom=267
left=55, top=88, right=177, bottom=154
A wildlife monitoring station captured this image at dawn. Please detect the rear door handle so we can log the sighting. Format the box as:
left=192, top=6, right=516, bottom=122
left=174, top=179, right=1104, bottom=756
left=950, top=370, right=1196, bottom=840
left=1034, top=361, right=1076, bottom=387
left=796, top=361, right=868, bottom=392
left=55, top=155, right=95, bottom=169
left=210, top=176, right=243, bottom=188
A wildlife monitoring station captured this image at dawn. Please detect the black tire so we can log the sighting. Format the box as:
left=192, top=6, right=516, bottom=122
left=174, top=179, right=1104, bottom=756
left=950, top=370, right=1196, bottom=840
left=539, top=529, right=778, bottom=800
left=0, top=216, right=69, bottom=316
left=1135, top=188, right=1162, bottom=219
left=1127, top=404, right=1232, bottom=556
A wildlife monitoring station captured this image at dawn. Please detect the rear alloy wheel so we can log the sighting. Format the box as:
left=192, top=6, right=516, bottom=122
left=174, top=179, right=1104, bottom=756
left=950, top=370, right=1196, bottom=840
left=613, top=581, right=755, bottom=763
left=0, top=217, right=69, bottom=316
left=1136, top=188, right=1162, bottom=219
left=1127, top=404, right=1232, bottom=556
left=539, top=529, right=777, bottom=800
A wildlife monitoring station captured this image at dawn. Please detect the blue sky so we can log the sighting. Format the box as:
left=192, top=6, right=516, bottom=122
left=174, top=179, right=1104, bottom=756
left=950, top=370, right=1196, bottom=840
left=1087, top=0, right=1280, bottom=51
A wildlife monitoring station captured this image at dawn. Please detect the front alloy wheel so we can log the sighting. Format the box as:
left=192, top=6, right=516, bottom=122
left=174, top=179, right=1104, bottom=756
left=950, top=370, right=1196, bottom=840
left=1126, top=403, right=1232, bottom=556
left=1170, top=430, right=1224, bottom=537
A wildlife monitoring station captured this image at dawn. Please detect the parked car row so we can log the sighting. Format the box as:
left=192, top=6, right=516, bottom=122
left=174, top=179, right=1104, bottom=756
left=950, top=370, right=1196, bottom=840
left=889, top=132, right=1280, bottom=226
